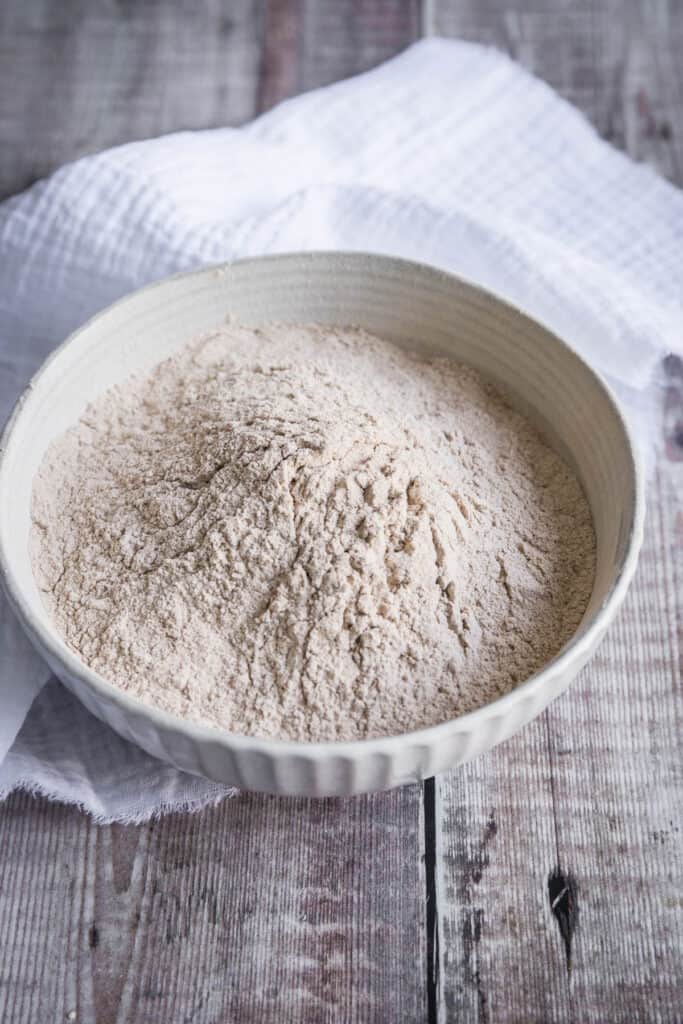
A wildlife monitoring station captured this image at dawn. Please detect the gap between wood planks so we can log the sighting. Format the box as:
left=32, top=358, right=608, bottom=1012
left=423, top=777, right=440, bottom=1024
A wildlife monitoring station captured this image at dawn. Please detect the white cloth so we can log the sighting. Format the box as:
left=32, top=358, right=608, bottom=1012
left=1, top=39, right=681, bottom=822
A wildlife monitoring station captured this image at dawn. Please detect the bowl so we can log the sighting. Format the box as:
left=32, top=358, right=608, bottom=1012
left=0, top=253, right=644, bottom=796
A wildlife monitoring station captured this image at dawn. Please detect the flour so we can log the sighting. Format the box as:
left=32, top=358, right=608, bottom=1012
left=30, top=323, right=595, bottom=741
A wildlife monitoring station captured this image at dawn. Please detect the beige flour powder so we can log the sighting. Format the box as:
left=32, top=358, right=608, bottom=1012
left=31, top=323, right=595, bottom=740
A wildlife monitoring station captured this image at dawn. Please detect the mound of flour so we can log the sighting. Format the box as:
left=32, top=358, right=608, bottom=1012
left=31, top=323, right=595, bottom=740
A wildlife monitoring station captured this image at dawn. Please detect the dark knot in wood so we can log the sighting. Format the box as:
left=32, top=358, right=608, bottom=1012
left=548, top=867, right=579, bottom=973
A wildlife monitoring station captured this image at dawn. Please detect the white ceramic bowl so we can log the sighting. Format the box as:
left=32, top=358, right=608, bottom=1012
left=0, top=253, right=644, bottom=796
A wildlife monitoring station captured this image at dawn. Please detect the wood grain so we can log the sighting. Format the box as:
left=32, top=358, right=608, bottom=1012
left=0, top=787, right=426, bottom=1023
left=545, top=464, right=683, bottom=1023
left=436, top=459, right=683, bottom=1023
left=430, top=0, right=683, bottom=183
left=435, top=722, right=569, bottom=1023
left=0, top=0, right=266, bottom=201
left=258, top=0, right=421, bottom=111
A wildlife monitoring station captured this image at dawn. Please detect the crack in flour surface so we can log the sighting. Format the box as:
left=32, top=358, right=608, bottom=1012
left=31, top=323, right=595, bottom=740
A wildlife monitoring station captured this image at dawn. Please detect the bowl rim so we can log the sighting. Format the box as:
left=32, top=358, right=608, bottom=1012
left=0, top=251, right=646, bottom=758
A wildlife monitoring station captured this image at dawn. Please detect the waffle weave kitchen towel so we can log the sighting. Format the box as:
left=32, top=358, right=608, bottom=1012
left=1, top=39, right=681, bottom=822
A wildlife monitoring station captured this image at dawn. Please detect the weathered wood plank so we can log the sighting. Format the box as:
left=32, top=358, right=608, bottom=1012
left=430, top=0, right=683, bottom=183
left=436, top=721, right=571, bottom=1023
left=0, top=795, right=94, bottom=1019
left=0, top=0, right=266, bottom=200
left=544, top=463, right=683, bottom=1023
left=0, top=787, right=426, bottom=1023
left=436, top=459, right=682, bottom=1024
left=433, top=2, right=683, bottom=1019
left=0, top=0, right=422, bottom=198
left=258, top=0, right=421, bottom=111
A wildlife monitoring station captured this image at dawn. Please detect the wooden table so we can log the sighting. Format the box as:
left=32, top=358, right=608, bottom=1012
left=1, top=3, right=681, bottom=1021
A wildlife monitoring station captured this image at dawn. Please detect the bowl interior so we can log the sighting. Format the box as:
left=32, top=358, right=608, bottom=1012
left=0, top=253, right=637, bottom=702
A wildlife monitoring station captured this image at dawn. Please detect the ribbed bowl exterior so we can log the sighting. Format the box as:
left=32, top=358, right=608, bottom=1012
left=0, top=254, right=644, bottom=796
